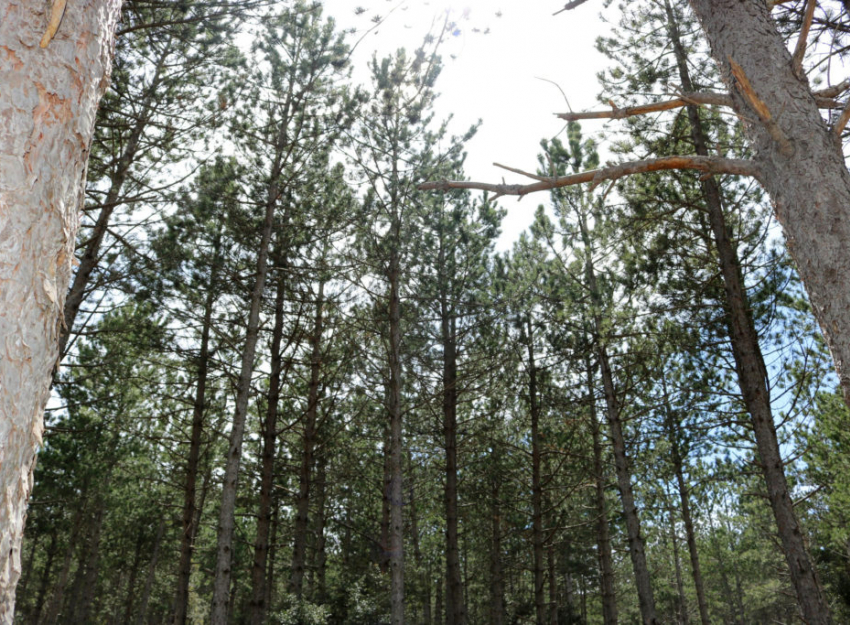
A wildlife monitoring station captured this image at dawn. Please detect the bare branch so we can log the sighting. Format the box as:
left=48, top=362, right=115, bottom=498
left=792, top=0, right=818, bottom=77
left=814, top=79, right=850, bottom=99
left=553, top=0, right=594, bottom=16
left=556, top=92, right=731, bottom=121
left=419, top=155, right=760, bottom=198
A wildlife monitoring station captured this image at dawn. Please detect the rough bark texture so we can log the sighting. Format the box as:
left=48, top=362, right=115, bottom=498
left=135, top=516, right=165, bottom=625
left=688, top=0, right=850, bottom=446
left=671, top=5, right=830, bottom=621
left=0, top=0, right=121, bottom=617
left=587, top=364, right=618, bottom=625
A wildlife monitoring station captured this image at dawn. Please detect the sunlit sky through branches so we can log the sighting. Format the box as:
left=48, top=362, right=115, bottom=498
left=320, top=0, right=610, bottom=249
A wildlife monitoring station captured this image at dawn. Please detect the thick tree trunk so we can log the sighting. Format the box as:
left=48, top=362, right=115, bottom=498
left=440, top=252, right=463, bottom=625
left=0, top=0, right=121, bottom=616
left=525, top=319, right=546, bottom=625
left=687, top=1, right=850, bottom=422
left=289, top=281, right=325, bottom=598
left=587, top=364, right=618, bottom=625
left=667, top=6, right=829, bottom=621
left=209, top=173, right=280, bottom=625
left=388, top=250, right=405, bottom=625
left=249, top=270, right=287, bottom=624
left=172, top=234, right=222, bottom=625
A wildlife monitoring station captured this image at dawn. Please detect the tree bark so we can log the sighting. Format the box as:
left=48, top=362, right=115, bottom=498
left=249, top=267, right=287, bottom=623
left=547, top=541, right=558, bottom=625
left=209, top=152, right=281, bottom=625
left=580, top=212, right=657, bottom=624
left=668, top=505, right=689, bottom=625
left=686, top=1, right=850, bottom=428
left=31, top=534, right=57, bottom=624
left=489, top=464, right=505, bottom=625
left=289, top=281, right=325, bottom=599
left=388, top=244, right=405, bottom=625
left=667, top=5, right=830, bottom=621
left=587, top=363, right=618, bottom=625
left=0, top=0, right=121, bottom=616
left=525, top=318, right=546, bottom=625
left=135, top=516, right=165, bottom=625
left=172, top=231, right=222, bottom=625
left=441, top=247, right=463, bottom=625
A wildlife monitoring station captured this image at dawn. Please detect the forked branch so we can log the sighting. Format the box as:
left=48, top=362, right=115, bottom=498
left=419, top=155, right=761, bottom=199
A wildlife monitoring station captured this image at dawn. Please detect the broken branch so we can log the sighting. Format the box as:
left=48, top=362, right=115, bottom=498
left=554, top=0, right=594, bottom=15
left=39, top=0, right=67, bottom=48
left=419, top=155, right=760, bottom=198
left=792, top=0, right=817, bottom=77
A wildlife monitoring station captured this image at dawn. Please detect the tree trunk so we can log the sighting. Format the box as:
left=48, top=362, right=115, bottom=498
left=172, top=233, right=222, bottom=625
left=250, top=269, right=287, bottom=624
left=548, top=541, right=558, bottom=625
left=687, top=2, right=850, bottom=425
left=209, top=163, right=281, bottom=625
left=135, top=516, right=165, bottom=625
left=525, top=318, right=546, bottom=625
left=71, top=500, right=105, bottom=624
left=441, top=257, right=463, bottom=625
left=57, top=45, right=168, bottom=359
left=124, top=534, right=143, bottom=624
left=668, top=506, right=689, bottom=625
left=0, top=0, right=121, bottom=616
left=660, top=374, right=710, bottom=625
left=667, top=5, right=829, bottom=621
left=435, top=574, right=444, bottom=625
left=31, top=534, right=57, bottom=624
left=42, top=503, right=87, bottom=625
left=587, top=363, right=618, bottom=625
left=388, top=247, right=405, bottom=625
left=312, top=454, right=328, bottom=603
left=489, top=468, right=505, bottom=625
left=289, top=281, right=325, bottom=598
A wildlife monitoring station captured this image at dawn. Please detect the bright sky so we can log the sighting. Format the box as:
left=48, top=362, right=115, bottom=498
left=320, top=0, right=611, bottom=249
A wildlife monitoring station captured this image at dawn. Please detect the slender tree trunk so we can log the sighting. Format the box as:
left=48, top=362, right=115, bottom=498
left=435, top=574, right=444, bottom=625
left=72, top=501, right=105, bottom=624
left=660, top=376, right=710, bottom=625
left=489, top=468, right=505, bottom=625
left=172, top=235, right=222, bottom=625
left=42, top=504, right=87, bottom=625
left=580, top=218, right=657, bottom=624
left=289, top=281, right=326, bottom=598
left=525, top=318, right=546, bottom=625
left=0, top=1, right=121, bottom=616
left=250, top=270, right=287, bottom=624
left=388, top=247, right=405, bottom=625
left=135, top=516, right=165, bottom=625
left=313, top=454, right=328, bottom=603
left=32, top=534, right=57, bottom=625
left=441, top=260, right=463, bottom=625
left=665, top=6, right=829, bottom=621
left=668, top=506, right=689, bottom=625
left=548, top=541, right=558, bottom=625
left=209, top=166, right=281, bottom=625
left=124, top=535, right=143, bottom=624
left=16, top=531, right=39, bottom=615
left=587, top=363, right=618, bottom=625
left=381, top=419, right=391, bottom=574
left=409, top=457, right=430, bottom=624
left=266, top=506, right=279, bottom=614
left=57, top=46, right=169, bottom=359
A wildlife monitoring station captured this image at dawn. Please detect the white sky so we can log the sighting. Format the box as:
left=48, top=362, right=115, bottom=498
left=320, top=0, right=612, bottom=249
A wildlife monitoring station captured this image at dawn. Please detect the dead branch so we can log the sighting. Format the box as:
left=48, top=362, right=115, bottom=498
left=834, top=100, right=850, bottom=137
left=419, top=155, right=760, bottom=199
left=792, top=0, right=818, bottom=77
left=556, top=90, right=844, bottom=122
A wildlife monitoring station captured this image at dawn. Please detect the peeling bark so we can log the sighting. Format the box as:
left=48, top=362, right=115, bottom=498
left=0, top=0, right=121, bottom=616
